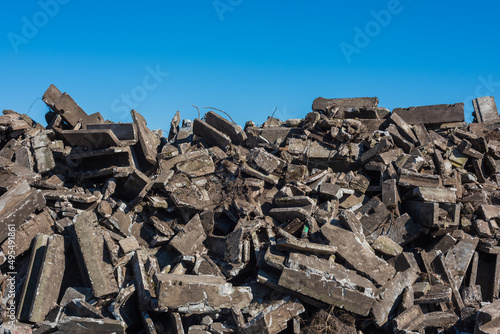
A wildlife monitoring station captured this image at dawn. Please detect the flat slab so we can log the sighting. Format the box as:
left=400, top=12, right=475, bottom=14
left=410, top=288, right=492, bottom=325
left=393, top=103, right=465, bottom=126
left=156, top=274, right=252, bottom=313
left=70, top=212, right=118, bottom=297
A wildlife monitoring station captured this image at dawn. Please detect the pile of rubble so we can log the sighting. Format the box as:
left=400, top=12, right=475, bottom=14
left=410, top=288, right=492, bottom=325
left=1, top=85, right=500, bottom=334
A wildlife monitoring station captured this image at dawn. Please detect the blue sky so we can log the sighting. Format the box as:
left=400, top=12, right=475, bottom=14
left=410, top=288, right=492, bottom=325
left=1, top=1, right=499, bottom=130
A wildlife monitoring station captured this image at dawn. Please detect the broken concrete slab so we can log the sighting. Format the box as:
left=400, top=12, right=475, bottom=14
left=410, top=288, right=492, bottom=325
left=239, top=297, right=305, bottom=334
left=156, top=274, right=252, bottom=313
left=414, top=284, right=452, bottom=304
left=205, top=111, right=247, bottom=145
left=28, top=234, right=65, bottom=323
left=312, top=97, right=379, bottom=118
left=475, top=299, right=500, bottom=334
left=279, top=252, right=376, bottom=316
left=276, top=231, right=337, bottom=255
left=393, top=103, right=465, bottom=126
left=60, top=129, right=122, bottom=149
left=67, top=146, right=136, bottom=179
left=34, top=146, right=55, bottom=173
left=69, top=212, right=118, bottom=297
left=86, top=122, right=138, bottom=146
left=193, top=118, right=231, bottom=150
left=131, top=109, right=160, bottom=172
left=473, top=96, right=499, bottom=124
left=421, top=311, right=458, bottom=329
left=356, top=197, right=391, bottom=239
left=168, top=214, right=207, bottom=256
left=381, top=213, right=422, bottom=245
left=0, top=176, right=45, bottom=243
left=45, top=87, right=89, bottom=128
left=398, top=169, right=442, bottom=188
left=361, top=137, right=393, bottom=164
left=372, top=235, right=403, bottom=256
left=411, top=186, right=457, bottom=204
left=321, top=223, right=396, bottom=285
left=0, top=209, right=54, bottom=257
left=371, top=253, right=419, bottom=326
left=56, top=316, right=126, bottom=333
left=248, top=147, right=281, bottom=174
left=175, top=153, right=215, bottom=177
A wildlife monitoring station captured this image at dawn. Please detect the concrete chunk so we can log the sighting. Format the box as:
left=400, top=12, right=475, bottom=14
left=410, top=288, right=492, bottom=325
left=156, top=274, right=252, bottom=313
left=381, top=213, right=422, bottom=245
left=193, top=118, right=231, bottom=149
left=0, top=177, right=45, bottom=243
left=86, top=122, right=137, bottom=145
left=241, top=163, right=279, bottom=185
left=412, top=186, right=457, bottom=203
left=371, top=253, right=419, bottom=326
left=473, top=96, right=499, bottom=124
left=17, top=234, right=50, bottom=322
left=398, top=169, right=441, bottom=187
left=131, top=109, right=160, bottom=171
left=52, top=92, right=88, bottom=127
left=57, top=316, right=126, bottom=333
left=176, top=153, right=215, bottom=177
left=60, top=129, right=121, bottom=148
left=361, top=137, right=393, bottom=164
left=393, top=103, right=465, bottom=126
left=312, top=97, right=379, bottom=118
left=475, top=300, right=500, bottom=334
left=393, top=305, right=424, bottom=332
left=276, top=231, right=337, bottom=255
left=421, top=311, right=458, bottom=329
left=205, top=111, right=247, bottom=144
left=249, top=147, right=280, bottom=174
left=34, top=146, right=55, bottom=173
left=29, top=234, right=65, bottom=323
left=67, top=146, right=136, bottom=179
left=278, top=252, right=376, bottom=316
left=168, top=214, right=207, bottom=255
left=372, top=235, right=403, bottom=256
left=240, top=297, right=305, bottom=334
left=70, top=212, right=118, bottom=297
left=321, top=223, right=396, bottom=285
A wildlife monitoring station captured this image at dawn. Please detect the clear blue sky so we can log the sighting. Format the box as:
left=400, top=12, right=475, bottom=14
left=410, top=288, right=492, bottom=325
left=1, top=1, right=499, bottom=130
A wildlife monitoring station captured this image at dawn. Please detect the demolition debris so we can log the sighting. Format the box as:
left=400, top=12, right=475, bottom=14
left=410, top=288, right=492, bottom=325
left=0, top=85, right=500, bottom=333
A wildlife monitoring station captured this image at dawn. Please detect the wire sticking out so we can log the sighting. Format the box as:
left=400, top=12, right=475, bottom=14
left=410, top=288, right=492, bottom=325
left=203, top=107, right=236, bottom=125
left=192, top=105, right=201, bottom=119
left=271, top=107, right=277, bottom=119
left=27, top=97, right=42, bottom=115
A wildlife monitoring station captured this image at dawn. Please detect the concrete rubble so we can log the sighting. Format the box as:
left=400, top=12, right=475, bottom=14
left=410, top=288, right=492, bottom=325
left=0, top=85, right=500, bottom=333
